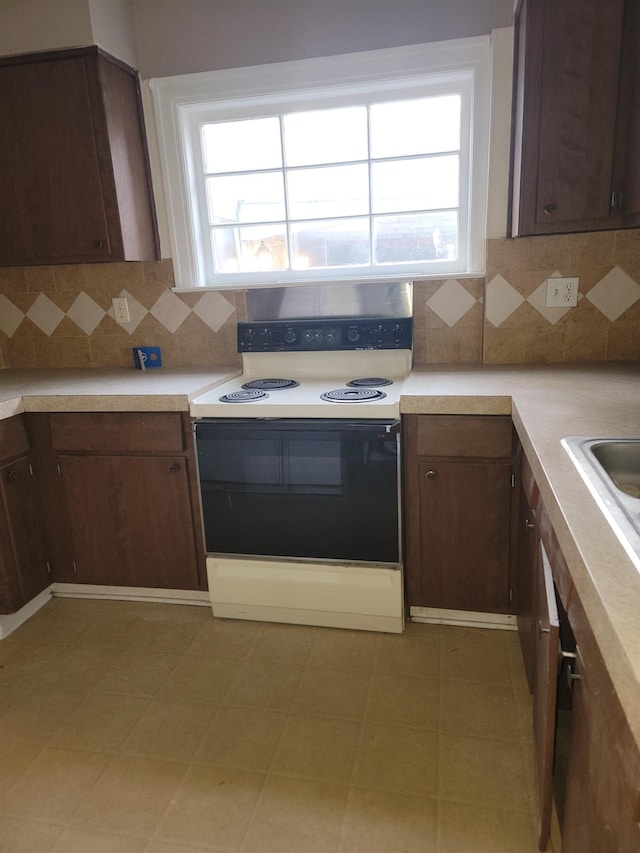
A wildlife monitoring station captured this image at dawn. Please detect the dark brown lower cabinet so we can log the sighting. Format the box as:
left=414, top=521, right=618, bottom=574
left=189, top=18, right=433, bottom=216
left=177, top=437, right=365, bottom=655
left=533, top=544, right=559, bottom=851
left=25, top=411, right=206, bottom=593
left=403, top=415, right=515, bottom=614
left=58, top=454, right=199, bottom=589
left=0, top=455, right=50, bottom=614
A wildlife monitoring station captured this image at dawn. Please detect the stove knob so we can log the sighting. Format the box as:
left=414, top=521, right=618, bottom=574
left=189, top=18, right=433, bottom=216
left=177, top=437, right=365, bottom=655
left=347, top=327, right=360, bottom=343
left=284, top=328, right=297, bottom=345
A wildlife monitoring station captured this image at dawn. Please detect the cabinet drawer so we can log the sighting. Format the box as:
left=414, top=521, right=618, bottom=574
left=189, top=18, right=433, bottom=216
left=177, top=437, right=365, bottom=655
left=0, top=416, right=30, bottom=462
left=50, top=413, right=184, bottom=453
left=414, top=415, right=513, bottom=459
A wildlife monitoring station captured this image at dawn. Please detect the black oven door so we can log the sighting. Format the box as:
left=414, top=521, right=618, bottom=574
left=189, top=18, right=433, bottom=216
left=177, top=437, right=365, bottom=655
left=194, top=419, right=400, bottom=564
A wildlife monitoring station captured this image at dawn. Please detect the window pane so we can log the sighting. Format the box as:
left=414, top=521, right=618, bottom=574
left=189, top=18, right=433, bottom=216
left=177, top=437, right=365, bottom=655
left=290, top=218, right=370, bottom=268
left=202, top=118, right=282, bottom=173
left=283, top=106, right=368, bottom=166
left=370, top=96, right=461, bottom=158
left=287, top=164, right=369, bottom=220
left=206, top=173, right=285, bottom=224
left=372, top=155, right=459, bottom=214
left=212, top=225, right=288, bottom=272
left=374, top=211, right=458, bottom=263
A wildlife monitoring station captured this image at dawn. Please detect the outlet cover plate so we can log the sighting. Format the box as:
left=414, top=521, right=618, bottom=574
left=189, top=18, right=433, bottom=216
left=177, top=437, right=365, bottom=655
left=545, top=277, right=579, bottom=308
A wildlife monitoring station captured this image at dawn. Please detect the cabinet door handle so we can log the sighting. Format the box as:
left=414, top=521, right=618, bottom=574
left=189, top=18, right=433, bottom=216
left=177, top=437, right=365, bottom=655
left=537, top=619, right=550, bottom=639
left=7, top=469, right=18, bottom=482
left=566, top=661, right=581, bottom=690
left=424, top=470, right=438, bottom=481
left=543, top=202, right=557, bottom=215
left=169, top=464, right=180, bottom=473
left=92, top=239, right=104, bottom=249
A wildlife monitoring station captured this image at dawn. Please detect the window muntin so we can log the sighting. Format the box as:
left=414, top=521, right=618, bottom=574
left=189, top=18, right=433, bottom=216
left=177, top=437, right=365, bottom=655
left=200, top=94, right=462, bottom=280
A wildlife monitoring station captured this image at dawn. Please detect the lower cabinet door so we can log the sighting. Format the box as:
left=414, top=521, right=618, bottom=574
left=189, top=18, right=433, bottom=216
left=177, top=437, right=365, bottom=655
left=533, top=543, right=559, bottom=850
left=0, top=455, right=50, bottom=613
left=58, top=454, right=200, bottom=589
left=417, top=461, right=512, bottom=612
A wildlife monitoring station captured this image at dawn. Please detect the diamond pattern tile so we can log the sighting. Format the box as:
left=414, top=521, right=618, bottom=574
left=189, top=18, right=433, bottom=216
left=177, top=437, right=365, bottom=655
left=193, top=292, right=235, bottom=332
left=26, top=294, right=65, bottom=336
left=485, top=275, right=524, bottom=328
left=150, top=290, right=191, bottom=333
left=0, top=294, right=25, bottom=337
left=427, top=279, right=477, bottom=328
left=67, top=292, right=106, bottom=335
left=587, top=266, right=640, bottom=322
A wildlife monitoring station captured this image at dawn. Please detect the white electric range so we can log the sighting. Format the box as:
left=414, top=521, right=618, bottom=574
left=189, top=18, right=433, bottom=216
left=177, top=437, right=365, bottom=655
left=190, top=316, right=413, bottom=633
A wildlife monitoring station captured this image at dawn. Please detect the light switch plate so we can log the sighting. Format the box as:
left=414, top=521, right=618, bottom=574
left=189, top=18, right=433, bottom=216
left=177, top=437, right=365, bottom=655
left=545, top=277, right=579, bottom=308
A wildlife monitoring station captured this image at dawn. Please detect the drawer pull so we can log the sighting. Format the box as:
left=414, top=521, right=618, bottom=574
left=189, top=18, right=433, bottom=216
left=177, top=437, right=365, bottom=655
left=169, top=464, right=180, bottom=473
left=425, top=470, right=438, bottom=481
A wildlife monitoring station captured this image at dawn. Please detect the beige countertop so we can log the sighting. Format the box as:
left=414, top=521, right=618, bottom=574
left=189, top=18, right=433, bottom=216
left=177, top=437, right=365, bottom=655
left=1, top=362, right=639, bottom=744
left=0, top=367, right=240, bottom=420
left=403, top=362, right=640, bottom=745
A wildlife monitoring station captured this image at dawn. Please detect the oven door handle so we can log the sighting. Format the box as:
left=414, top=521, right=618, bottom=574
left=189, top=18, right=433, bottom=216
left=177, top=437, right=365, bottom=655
left=385, top=420, right=401, bottom=435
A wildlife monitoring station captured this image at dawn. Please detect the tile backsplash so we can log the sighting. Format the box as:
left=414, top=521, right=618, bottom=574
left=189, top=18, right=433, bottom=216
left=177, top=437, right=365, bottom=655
left=1, top=229, right=639, bottom=369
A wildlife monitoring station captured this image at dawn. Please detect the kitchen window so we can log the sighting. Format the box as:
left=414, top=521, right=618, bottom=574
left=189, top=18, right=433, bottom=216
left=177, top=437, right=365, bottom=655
left=151, top=37, right=490, bottom=290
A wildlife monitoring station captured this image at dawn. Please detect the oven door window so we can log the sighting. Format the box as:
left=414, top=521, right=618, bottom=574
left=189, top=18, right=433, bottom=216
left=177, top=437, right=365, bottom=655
left=195, top=421, right=399, bottom=563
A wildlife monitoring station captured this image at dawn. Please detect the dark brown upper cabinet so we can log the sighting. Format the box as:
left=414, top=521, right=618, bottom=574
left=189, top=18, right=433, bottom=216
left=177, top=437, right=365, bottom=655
left=509, top=0, right=640, bottom=236
left=0, top=46, right=160, bottom=265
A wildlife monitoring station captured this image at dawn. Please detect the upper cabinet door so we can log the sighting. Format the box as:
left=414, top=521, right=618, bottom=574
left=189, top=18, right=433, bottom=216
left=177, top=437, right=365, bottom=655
left=510, top=0, right=627, bottom=236
left=0, top=47, right=159, bottom=266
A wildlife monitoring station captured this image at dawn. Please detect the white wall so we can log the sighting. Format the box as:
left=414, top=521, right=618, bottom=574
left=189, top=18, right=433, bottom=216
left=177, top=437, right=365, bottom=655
left=132, top=0, right=513, bottom=78
left=0, top=0, right=93, bottom=55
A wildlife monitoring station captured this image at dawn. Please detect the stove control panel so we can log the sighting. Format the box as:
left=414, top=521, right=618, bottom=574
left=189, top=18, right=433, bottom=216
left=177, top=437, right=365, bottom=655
left=238, top=317, right=413, bottom=352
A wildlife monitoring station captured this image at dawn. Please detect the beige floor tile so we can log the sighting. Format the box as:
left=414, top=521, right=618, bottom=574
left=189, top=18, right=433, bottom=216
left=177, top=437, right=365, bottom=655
left=439, top=680, right=521, bottom=740
left=225, top=660, right=305, bottom=712
left=352, top=722, right=438, bottom=798
left=157, top=764, right=265, bottom=849
left=71, top=755, right=187, bottom=837
left=437, top=800, right=537, bottom=853
left=508, top=636, right=533, bottom=692
left=242, top=775, right=348, bottom=853
left=158, top=655, right=239, bottom=704
left=0, top=740, right=42, bottom=795
left=291, top=665, right=370, bottom=719
left=193, top=706, right=287, bottom=771
left=366, top=672, right=439, bottom=729
left=374, top=628, right=441, bottom=678
left=514, top=686, right=535, bottom=742
left=438, top=733, right=531, bottom=812
left=125, top=604, right=211, bottom=655
left=51, top=693, right=150, bottom=752
left=246, top=622, right=316, bottom=666
left=338, top=787, right=437, bottom=853
left=185, top=616, right=260, bottom=659
left=52, top=828, right=148, bottom=852
left=9, top=600, right=98, bottom=645
left=93, top=649, right=182, bottom=698
left=307, top=627, right=378, bottom=672
left=271, top=714, right=361, bottom=785
left=0, top=816, right=63, bottom=852
left=35, top=645, right=125, bottom=692
left=0, top=641, right=64, bottom=687
left=440, top=627, right=512, bottom=687
left=0, top=747, right=110, bottom=822
left=0, top=688, right=85, bottom=745
left=119, top=699, right=216, bottom=762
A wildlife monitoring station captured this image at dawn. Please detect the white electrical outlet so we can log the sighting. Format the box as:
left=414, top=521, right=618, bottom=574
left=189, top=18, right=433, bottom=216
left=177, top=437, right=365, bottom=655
left=112, top=297, right=131, bottom=324
left=545, top=277, right=579, bottom=308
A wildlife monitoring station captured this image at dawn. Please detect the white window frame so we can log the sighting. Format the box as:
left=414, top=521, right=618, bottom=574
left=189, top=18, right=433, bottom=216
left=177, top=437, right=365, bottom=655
left=150, top=37, right=491, bottom=291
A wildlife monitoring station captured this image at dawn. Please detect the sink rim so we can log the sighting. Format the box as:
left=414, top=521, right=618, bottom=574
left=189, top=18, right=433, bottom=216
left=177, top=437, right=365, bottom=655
left=562, top=436, right=640, bottom=574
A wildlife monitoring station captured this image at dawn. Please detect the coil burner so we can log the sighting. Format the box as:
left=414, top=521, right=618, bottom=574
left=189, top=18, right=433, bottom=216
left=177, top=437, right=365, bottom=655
left=219, top=389, right=269, bottom=403
left=346, top=377, right=393, bottom=388
left=320, top=388, right=387, bottom=403
left=241, top=378, right=300, bottom=390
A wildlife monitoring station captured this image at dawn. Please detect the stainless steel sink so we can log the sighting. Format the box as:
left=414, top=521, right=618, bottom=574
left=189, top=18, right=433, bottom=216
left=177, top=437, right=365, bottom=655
left=562, top=438, right=640, bottom=571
